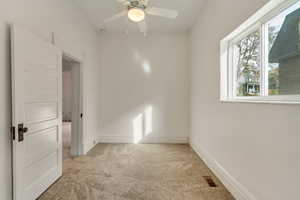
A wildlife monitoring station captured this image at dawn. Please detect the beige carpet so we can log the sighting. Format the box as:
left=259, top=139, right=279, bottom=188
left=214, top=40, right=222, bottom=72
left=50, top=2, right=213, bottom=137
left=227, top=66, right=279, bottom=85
left=38, top=144, right=234, bottom=200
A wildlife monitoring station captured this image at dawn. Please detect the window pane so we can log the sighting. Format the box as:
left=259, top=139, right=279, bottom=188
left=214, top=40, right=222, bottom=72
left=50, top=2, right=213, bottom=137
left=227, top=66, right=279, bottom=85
left=268, top=1, right=300, bottom=95
left=235, top=30, right=261, bottom=96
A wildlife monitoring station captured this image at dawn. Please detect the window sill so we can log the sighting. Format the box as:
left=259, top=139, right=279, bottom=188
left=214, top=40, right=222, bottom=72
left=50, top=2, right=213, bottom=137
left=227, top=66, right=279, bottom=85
left=221, top=98, right=300, bottom=105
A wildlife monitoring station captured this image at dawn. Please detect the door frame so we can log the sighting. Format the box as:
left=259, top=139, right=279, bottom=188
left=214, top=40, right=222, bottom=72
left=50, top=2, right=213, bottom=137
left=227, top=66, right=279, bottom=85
left=62, top=52, right=85, bottom=156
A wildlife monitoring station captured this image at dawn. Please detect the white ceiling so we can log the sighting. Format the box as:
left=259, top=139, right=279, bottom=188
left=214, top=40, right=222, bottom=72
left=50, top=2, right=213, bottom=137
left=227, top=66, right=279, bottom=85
left=75, top=0, right=204, bottom=33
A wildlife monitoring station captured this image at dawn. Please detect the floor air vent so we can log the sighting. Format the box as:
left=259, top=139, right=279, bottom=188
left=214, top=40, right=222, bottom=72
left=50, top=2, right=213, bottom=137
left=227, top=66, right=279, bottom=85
left=203, top=176, right=217, bottom=187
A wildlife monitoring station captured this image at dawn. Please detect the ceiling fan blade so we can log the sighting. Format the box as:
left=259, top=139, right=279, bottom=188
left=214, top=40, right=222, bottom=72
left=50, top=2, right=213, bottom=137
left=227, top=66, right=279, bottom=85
left=146, top=7, right=178, bottom=19
left=104, top=11, right=127, bottom=23
left=138, top=20, right=147, bottom=35
left=144, top=0, right=150, bottom=5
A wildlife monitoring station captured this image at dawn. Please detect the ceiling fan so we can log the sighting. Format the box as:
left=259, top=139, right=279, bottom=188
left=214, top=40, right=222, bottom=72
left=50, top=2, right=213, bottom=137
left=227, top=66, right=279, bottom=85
left=103, top=0, right=179, bottom=35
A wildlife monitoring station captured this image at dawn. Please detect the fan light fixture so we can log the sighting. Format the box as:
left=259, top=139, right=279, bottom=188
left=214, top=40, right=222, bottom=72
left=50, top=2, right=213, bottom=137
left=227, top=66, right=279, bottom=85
left=103, top=0, right=179, bottom=36
left=128, top=8, right=145, bottom=22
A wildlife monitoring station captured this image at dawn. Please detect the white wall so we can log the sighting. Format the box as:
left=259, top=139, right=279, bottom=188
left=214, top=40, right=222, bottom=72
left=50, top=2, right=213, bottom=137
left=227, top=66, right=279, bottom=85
left=62, top=67, right=73, bottom=121
left=0, top=0, right=102, bottom=199
left=190, top=0, right=300, bottom=200
left=98, top=33, right=190, bottom=143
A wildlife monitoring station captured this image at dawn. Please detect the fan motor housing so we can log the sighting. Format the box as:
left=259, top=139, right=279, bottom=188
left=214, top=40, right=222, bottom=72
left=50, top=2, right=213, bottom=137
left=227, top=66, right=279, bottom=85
left=128, top=0, right=146, bottom=10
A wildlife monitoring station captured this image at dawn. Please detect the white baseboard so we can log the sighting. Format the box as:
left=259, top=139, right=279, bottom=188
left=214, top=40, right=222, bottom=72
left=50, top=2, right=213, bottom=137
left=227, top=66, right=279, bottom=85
left=98, top=135, right=188, bottom=144
left=83, top=140, right=97, bottom=154
left=190, top=142, right=257, bottom=200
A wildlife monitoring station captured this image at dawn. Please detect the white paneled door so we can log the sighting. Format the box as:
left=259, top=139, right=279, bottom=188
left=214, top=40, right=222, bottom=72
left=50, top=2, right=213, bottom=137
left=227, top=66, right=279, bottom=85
left=11, top=25, right=62, bottom=200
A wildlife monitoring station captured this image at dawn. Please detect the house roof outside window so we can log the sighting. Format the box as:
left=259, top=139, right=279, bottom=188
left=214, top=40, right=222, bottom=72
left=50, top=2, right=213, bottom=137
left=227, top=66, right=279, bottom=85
left=269, top=8, right=300, bottom=63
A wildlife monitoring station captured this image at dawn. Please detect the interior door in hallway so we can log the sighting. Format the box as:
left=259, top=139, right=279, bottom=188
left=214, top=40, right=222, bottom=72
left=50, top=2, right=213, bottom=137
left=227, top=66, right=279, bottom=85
left=11, top=24, right=63, bottom=200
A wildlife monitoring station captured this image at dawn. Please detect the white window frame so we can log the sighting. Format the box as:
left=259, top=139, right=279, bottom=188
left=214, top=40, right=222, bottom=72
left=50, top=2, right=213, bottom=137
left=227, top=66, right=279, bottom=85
left=220, top=0, right=300, bottom=104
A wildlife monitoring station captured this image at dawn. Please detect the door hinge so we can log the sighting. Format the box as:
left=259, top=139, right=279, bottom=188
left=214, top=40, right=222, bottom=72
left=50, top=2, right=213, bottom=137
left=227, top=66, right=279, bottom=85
left=11, top=126, right=16, bottom=140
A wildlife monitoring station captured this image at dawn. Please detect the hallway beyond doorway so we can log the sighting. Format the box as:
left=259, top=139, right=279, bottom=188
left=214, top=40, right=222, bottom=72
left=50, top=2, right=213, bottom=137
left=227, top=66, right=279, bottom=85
left=63, top=122, right=72, bottom=160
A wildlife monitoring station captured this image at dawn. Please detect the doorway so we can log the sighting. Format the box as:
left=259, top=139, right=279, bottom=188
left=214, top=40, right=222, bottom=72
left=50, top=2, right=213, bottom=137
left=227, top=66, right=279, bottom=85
left=62, top=54, right=83, bottom=160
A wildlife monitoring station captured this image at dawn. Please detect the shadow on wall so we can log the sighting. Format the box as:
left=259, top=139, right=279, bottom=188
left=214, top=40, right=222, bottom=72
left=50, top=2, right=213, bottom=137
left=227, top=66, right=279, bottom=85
left=133, top=50, right=152, bottom=75
left=131, top=49, right=154, bottom=143
left=99, top=44, right=159, bottom=141
left=133, top=105, right=153, bottom=143
left=99, top=102, right=155, bottom=143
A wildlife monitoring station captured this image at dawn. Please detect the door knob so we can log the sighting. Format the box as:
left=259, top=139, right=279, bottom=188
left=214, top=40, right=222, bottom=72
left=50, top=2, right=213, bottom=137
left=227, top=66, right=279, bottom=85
left=18, top=123, right=28, bottom=142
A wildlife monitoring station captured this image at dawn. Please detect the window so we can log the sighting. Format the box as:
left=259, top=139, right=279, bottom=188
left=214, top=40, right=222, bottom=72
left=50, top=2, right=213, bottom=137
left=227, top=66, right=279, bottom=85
left=234, top=29, right=261, bottom=97
left=221, top=0, right=300, bottom=103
